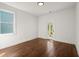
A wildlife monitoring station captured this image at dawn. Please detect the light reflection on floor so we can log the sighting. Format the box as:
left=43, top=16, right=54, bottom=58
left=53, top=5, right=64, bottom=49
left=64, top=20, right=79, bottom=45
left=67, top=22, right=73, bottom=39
left=47, top=40, right=55, bottom=56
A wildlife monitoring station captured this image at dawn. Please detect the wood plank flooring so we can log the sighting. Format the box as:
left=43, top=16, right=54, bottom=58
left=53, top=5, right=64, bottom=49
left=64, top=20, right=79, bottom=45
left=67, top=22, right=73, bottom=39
left=0, top=38, right=78, bottom=57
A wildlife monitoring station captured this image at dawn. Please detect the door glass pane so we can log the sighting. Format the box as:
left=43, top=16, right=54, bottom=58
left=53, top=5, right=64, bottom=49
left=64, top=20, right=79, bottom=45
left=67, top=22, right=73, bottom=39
left=1, top=23, right=13, bottom=34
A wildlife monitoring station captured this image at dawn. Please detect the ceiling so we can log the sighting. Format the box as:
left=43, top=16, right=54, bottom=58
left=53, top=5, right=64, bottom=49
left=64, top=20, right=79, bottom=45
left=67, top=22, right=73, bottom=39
left=4, top=2, right=76, bottom=16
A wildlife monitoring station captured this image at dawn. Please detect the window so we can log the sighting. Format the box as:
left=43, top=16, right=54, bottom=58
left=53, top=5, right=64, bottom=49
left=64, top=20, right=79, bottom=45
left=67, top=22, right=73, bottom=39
left=0, top=9, right=15, bottom=34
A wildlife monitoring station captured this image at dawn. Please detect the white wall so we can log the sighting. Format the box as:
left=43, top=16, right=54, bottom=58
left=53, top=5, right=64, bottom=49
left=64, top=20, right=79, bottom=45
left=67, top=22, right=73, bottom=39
left=76, top=3, right=79, bottom=55
left=0, top=3, right=37, bottom=49
left=38, top=7, right=76, bottom=44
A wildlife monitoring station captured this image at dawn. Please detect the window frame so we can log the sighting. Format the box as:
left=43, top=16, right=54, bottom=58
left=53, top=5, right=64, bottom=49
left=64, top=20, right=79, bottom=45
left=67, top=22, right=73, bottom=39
left=0, top=9, right=15, bottom=35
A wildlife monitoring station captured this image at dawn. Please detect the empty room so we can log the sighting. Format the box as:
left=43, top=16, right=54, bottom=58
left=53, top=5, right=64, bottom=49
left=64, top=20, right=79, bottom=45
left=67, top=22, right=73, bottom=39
left=0, top=2, right=79, bottom=57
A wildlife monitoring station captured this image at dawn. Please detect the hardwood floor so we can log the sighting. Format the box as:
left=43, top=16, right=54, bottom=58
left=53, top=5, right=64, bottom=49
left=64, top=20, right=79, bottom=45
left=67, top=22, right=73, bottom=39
left=0, top=38, right=78, bottom=57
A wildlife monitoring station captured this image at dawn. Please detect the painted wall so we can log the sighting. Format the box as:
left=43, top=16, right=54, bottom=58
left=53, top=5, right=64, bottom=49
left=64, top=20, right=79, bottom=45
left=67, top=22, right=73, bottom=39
left=76, top=3, right=79, bottom=55
left=38, top=7, right=76, bottom=44
left=0, top=3, right=37, bottom=49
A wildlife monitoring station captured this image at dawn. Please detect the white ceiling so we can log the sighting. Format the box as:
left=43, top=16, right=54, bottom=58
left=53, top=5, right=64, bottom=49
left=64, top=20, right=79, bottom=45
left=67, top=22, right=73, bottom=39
left=4, top=2, right=76, bottom=16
